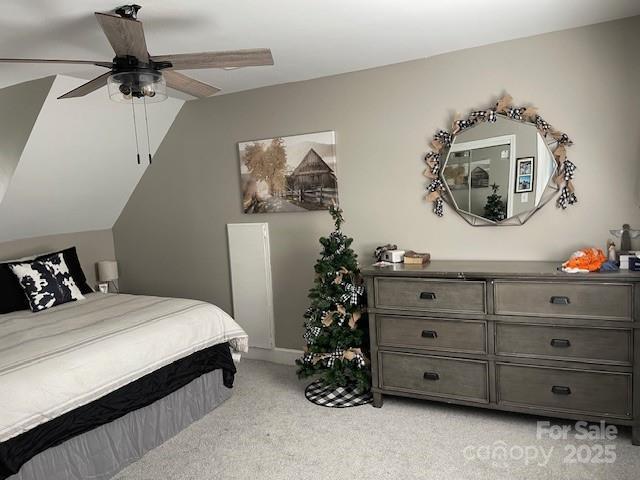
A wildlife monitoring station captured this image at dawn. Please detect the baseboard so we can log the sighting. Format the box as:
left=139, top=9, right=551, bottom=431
left=243, top=347, right=303, bottom=365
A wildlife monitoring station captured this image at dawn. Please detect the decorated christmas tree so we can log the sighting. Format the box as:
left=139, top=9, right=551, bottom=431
left=296, top=205, right=370, bottom=392
left=484, top=183, right=506, bottom=222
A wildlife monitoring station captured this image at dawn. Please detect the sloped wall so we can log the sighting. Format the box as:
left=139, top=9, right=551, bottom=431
left=0, top=75, right=184, bottom=243
left=0, top=76, right=54, bottom=205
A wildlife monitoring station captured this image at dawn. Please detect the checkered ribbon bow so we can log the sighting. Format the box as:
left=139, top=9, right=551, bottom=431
left=303, top=326, right=322, bottom=344
left=427, top=178, right=443, bottom=193
left=433, top=130, right=453, bottom=148
left=534, top=115, right=551, bottom=135
left=468, top=110, right=488, bottom=123
left=556, top=133, right=573, bottom=146
left=557, top=186, right=578, bottom=209
left=506, top=107, right=527, bottom=121
left=351, top=351, right=366, bottom=368
left=562, top=160, right=576, bottom=181
left=326, top=348, right=345, bottom=368
left=341, top=282, right=364, bottom=305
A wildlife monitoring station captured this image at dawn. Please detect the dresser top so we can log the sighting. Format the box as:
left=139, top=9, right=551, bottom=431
left=362, top=260, right=640, bottom=281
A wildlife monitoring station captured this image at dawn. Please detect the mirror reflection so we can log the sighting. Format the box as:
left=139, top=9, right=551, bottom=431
left=442, top=115, right=556, bottom=224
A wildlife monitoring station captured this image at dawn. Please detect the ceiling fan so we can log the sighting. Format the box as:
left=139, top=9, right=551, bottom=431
left=0, top=4, right=274, bottom=102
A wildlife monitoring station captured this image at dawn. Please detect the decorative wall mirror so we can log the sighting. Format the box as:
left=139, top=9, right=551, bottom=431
left=424, top=94, right=576, bottom=226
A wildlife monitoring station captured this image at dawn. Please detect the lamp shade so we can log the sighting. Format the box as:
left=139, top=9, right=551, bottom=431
left=97, top=261, right=119, bottom=282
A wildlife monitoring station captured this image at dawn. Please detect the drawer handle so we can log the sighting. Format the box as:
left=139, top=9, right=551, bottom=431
left=550, top=296, right=571, bottom=305
left=420, top=292, right=437, bottom=300
left=551, top=385, right=571, bottom=395
left=421, top=330, right=438, bottom=339
left=550, top=338, right=571, bottom=348
left=423, top=372, right=440, bottom=381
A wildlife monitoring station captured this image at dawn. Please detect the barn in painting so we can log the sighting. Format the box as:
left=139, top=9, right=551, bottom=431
left=288, top=149, right=337, bottom=190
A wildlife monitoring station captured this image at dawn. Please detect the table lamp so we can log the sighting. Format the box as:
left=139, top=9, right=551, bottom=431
left=97, top=260, right=119, bottom=293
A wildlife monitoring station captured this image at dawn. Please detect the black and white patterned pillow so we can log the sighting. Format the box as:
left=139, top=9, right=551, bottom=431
left=10, top=253, right=85, bottom=312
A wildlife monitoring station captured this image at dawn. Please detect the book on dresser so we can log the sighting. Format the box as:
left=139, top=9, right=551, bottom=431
left=403, top=251, right=431, bottom=265
left=362, top=260, right=640, bottom=445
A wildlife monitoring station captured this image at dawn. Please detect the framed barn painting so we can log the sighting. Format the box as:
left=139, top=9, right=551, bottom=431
left=238, top=131, right=338, bottom=213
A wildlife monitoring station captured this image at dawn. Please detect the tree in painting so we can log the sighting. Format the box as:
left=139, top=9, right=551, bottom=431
left=242, top=138, right=287, bottom=196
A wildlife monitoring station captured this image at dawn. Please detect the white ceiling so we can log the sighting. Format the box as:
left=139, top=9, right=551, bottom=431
left=0, top=75, right=182, bottom=242
left=0, top=0, right=639, bottom=98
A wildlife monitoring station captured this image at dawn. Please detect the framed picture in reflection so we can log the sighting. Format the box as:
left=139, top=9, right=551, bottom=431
left=515, top=157, right=534, bottom=193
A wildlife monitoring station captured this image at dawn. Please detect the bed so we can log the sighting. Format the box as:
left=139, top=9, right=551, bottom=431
left=0, top=292, right=248, bottom=480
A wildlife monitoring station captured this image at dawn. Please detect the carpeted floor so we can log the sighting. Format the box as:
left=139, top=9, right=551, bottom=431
left=114, top=359, right=640, bottom=480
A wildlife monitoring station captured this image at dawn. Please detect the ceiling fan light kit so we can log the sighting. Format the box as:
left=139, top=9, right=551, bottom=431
left=107, top=70, right=167, bottom=103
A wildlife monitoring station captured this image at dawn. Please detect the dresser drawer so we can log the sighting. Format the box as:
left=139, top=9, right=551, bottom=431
left=497, top=364, right=631, bottom=418
left=380, top=352, right=488, bottom=403
left=494, top=281, right=633, bottom=321
left=379, top=315, right=487, bottom=353
left=375, top=278, right=485, bottom=314
left=496, top=323, right=632, bottom=364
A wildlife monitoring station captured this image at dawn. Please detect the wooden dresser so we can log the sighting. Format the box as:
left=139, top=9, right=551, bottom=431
left=362, top=261, right=640, bottom=444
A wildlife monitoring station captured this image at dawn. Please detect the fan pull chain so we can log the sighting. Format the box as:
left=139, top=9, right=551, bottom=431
left=143, top=97, right=152, bottom=164
left=131, top=97, right=141, bottom=165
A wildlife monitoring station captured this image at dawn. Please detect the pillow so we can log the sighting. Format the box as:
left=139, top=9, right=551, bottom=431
left=36, top=247, right=93, bottom=294
left=10, top=254, right=85, bottom=312
left=0, top=263, right=30, bottom=314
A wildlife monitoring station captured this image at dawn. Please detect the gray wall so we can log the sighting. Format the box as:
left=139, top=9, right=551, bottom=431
left=0, top=229, right=116, bottom=288
left=114, top=16, right=640, bottom=350
left=0, top=76, right=53, bottom=202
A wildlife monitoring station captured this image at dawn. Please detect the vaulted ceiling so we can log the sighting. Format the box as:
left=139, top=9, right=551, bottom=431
left=0, top=0, right=639, bottom=96
left=0, top=75, right=182, bottom=242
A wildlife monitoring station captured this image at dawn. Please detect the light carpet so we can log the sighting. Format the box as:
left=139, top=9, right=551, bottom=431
left=114, top=359, right=640, bottom=480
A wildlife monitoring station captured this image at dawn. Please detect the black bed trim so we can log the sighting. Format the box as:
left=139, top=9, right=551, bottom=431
left=0, top=342, right=236, bottom=479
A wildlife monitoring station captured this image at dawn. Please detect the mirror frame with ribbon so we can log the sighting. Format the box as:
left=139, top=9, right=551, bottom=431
left=424, top=94, right=576, bottom=226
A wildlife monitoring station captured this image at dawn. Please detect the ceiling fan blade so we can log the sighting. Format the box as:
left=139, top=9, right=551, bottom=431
left=163, top=71, right=220, bottom=98
left=152, top=48, right=273, bottom=70
left=95, top=12, right=149, bottom=61
left=57, top=72, right=111, bottom=99
left=0, top=58, right=112, bottom=68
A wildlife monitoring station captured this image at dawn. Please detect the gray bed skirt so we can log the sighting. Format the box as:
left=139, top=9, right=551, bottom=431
left=9, top=369, right=233, bottom=480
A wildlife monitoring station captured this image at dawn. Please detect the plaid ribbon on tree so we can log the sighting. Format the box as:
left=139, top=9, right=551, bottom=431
left=326, top=348, right=345, bottom=368
left=303, top=326, right=322, bottom=344
left=341, top=282, right=365, bottom=305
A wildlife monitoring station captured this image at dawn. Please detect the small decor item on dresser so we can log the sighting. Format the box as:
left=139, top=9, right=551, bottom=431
left=381, top=249, right=405, bottom=263
left=296, top=205, right=372, bottom=407
left=97, top=260, right=119, bottom=293
left=373, top=244, right=398, bottom=262
left=403, top=251, right=431, bottom=265
left=610, top=224, right=640, bottom=254
left=98, top=283, right=109, bottom=294
left=561, top=248, right=606, bottom=273
left=620, top=253, right=640, bottom=270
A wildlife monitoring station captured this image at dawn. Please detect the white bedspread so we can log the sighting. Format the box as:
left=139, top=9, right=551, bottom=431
left=0, top=293, right=248, bottom=443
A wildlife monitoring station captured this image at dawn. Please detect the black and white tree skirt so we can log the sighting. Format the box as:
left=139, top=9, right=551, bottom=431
left=304, top=380, right=372, bottom=408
